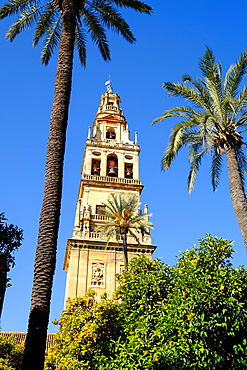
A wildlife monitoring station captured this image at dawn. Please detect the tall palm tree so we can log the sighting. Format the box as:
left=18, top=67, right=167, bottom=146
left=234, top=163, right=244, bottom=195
left=0, top=1, right=152, bottom=369
left=98, top=193, right=153, bottom=271
left=153, top=47, right=247, bottom=253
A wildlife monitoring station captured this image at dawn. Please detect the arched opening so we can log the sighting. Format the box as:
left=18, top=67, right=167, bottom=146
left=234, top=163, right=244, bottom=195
left=96, top=205, right=105, bottom=214
left=91, top=159, right=101, bottom=175
left=106, top=127, right=116, bottom=140
left=125, top=163, right=133, bottom=179
left=107, top=155, right=118, bottom=177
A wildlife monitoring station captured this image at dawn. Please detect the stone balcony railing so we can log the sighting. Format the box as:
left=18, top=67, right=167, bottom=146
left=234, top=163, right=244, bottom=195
left=91, top=214, right=109, bottom=221
left=86, top=138, right=139, bottom=150
left=105, top=105, right=118, bottom=111
left=82, top=174, right=142, bottom=186
left=72, top=229, right=151, bottom=245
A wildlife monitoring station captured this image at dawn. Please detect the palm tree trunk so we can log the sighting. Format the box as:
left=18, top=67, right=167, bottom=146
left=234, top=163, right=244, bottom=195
left=0, top=253, right=7, bottom=318
left=121, top=229, right=128, bottom=271
left=22, top=2, right=76, bottom=369
left=225, top=146, right=247, bottom=253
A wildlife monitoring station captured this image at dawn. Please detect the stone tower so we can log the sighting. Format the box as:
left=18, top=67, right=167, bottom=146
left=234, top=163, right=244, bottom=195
left=63, top=83, right=156, bottom=302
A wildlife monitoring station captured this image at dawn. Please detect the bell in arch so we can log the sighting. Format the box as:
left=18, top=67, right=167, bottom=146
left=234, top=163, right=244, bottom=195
left=108, top=168, right=116, bottom=176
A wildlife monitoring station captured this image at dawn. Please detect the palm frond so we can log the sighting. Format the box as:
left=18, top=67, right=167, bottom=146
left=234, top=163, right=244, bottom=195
left=97, top=193, right=152, bottom=242
left=199, top=47, right=220, bottom=81
left=75, top=20, right=86, bottom=66
left=152, top=106, right=200, bottom=124
left=162, top=120, right=197, bottom=170
left=0, top=0, right=38, bottom=19
left=82, top=6, right=110, bottom=60
left=41, top=14, right=61, bottom=65
left=211, top=148, right=223, bottom=191
left=33, top=1, right=58, bottom=47
left=162, top=81, right=213, bottom=111
left=5, top=5, right=43, bottom=41
left=155, top=47, right=247, bottom=194
left=235, top=85, right=247, bottom=113
left=187, top=149, right=205, bottom=193
left=183, top=75, right=219, bottom=117
left=205, top=80, right=224, bottom=123
left=224, top=49, right=247, bottom=98
left=235, top=146, right=247, bottom=186
left=87, top=0, right=135, bottom=43
left=199, top=47, right=224, bottom=121
left=236, top=110, right=247, bottom=128
left=106, top=0, right=152, bottom=13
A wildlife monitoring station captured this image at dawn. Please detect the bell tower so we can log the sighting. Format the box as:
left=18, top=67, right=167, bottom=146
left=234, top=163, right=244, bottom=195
left=63, top=83, right=156, bottom=301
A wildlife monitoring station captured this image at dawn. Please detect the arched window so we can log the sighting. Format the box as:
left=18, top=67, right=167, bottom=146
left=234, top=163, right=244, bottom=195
left=125, top=163, right=133, bottom=179
left=106, top=128, right=116, bottom=139
left=91, top=159, right=101, bottom=175
left=96, top=205, right=105, bottom=214
left=107, top=155, right=118, bottom=177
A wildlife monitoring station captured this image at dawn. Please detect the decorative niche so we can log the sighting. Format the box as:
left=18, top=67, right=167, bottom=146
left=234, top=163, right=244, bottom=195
left=91, top=262, right=105, bottom=287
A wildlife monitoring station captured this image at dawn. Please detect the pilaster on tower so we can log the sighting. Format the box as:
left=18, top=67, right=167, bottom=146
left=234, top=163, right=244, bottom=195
left=63, top=84, right=156, bottom=303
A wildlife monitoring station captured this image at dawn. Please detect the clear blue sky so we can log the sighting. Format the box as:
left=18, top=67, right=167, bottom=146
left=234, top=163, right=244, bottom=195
left=0, top=0, right=247, bottom=333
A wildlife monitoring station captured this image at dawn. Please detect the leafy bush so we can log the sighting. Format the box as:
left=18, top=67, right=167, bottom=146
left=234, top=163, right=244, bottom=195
left=0, top=335, right=24, bottom=370
left=45, top=292, right=122, bottom=370
left=0, top=213, right=23, bottom=317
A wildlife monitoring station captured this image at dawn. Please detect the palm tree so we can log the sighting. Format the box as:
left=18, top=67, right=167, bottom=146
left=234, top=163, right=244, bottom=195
left=0, top=1, right=152, bottom=369
left=98, top=193, right=153, bottom=271
left=153, top=47, right=247, bottom=253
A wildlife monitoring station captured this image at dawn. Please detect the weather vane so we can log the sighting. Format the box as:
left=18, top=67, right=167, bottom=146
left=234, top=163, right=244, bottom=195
left=105, top=77, right=112, bottom=92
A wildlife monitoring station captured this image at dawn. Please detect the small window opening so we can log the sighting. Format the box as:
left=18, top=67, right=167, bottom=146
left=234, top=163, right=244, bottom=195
left=106, top=128, right=116, bottom=140
left=91, top=159, right=101, bottom=175
left=107, top=156, right=118, bottom=177
left=96, top=205, right=105, bottom=215
left=125, top=163, right=133, bottom=179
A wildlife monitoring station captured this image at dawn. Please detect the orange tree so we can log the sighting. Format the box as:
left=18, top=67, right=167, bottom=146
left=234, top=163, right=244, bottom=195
left=0, top=335, right=24, bottom=370
left=45, top=292, right=122, bottom=370
left=96, top=236, right=247, bottom=370
left=44, top=236, right=247, bottom=370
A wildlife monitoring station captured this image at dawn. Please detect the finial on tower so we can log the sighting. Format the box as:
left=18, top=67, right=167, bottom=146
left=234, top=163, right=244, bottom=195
left=105, top=78, right=112, bottom=93
left=135, top=132, right=138, bottom=144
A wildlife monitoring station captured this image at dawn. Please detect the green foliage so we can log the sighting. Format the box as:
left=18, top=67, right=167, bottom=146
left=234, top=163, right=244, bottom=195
left=98, top=193, right=153, bottom=243
left=0, top=335, right=24, bottom=370
left=161, top=235, right=247, bottom=369
left=95, top=256, right=172, bottom=370
left=45, top=291, right=122, bottom=370
left=115, top=254, right=171, bottom=322
left=0, top=213, right=23, bottom=317
left=45, top=236, right=247, bottom=369
left=0, top=0, right=152, bottom=65
left=0, top=213, right=23, bottom=270
left=98, top=193, right=153, bottom=270
left=153, top=48, right=247, bottom=192
left=97, top=236, right=247, bottom=369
